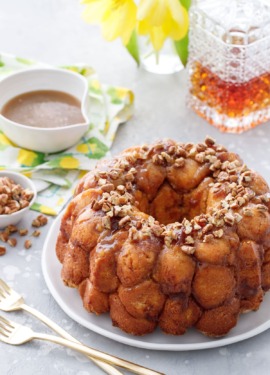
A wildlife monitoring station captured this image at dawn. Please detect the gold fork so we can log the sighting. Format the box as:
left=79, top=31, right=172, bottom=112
left=0, top=315, right=164, bottom=375
left=0, top=279, right=122, bottom=375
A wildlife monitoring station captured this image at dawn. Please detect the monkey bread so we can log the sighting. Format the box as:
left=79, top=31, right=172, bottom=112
left=56, top=138, right=270, bottom=337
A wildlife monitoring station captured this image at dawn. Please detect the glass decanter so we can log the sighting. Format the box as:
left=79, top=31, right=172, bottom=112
left=187, top=0, right=270, bottom=133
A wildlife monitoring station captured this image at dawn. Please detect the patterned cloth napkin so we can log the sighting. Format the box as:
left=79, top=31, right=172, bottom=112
left=0, top=53, right=134, bottom=215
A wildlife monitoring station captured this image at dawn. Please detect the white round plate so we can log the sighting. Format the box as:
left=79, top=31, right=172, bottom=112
left=42, top=214, right=270, bottom=351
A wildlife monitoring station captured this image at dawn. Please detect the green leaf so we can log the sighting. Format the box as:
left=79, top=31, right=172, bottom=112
left=179, top=0, right=191, bottom=10
left=176, top=0, right=191, bottom=66
left=125, top=30, right=140, bottom=66
left=174, top=34, right=189, bottom=67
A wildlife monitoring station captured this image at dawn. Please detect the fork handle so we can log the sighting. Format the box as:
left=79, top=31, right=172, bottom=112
left=21, top=304, right=122, bottom=375
left=33, top=331, right=164, bottom=375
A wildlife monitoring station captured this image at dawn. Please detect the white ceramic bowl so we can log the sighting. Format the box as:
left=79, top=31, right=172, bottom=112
left=0, top=68, right=90, bottom=153
left=0, top=171, right=37, bottom=229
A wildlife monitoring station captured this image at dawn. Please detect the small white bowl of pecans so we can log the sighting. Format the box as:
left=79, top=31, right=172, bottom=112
left=0, top=171, right=36, bottom=228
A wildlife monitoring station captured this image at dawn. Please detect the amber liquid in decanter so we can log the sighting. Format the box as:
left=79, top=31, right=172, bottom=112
left=187, top=0, right=270, bottom=133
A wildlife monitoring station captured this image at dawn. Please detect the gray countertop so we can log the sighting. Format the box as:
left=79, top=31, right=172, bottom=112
left=1, top=1, right=270, bottom=374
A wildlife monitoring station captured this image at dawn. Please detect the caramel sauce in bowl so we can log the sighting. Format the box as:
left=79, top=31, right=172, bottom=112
left=0, top=68, right=90, bottom=153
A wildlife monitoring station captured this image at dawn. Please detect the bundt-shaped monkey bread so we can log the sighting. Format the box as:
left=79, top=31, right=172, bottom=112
left=56, top=138, right=270, bottom=337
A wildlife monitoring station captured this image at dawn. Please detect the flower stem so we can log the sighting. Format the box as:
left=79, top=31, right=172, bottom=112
left=155, top=51, right=159, bottom=65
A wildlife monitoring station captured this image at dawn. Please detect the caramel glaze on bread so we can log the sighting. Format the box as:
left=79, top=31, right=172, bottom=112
left=56, top=137, right=270, bottom=337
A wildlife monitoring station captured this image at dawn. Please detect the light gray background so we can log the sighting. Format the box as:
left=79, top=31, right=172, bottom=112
left=1, top=1, right=270, bottom=374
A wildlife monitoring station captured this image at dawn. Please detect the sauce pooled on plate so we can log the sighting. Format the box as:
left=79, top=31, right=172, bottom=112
left=1, top=90, right=85, bottom=128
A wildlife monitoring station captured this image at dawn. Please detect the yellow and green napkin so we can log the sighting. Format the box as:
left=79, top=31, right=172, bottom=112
left=0, top=53, right=134, bottom=215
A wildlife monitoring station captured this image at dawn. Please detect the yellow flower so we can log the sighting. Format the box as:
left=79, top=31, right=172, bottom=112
left=137, top=0, right=189, bottom=51
left=81, top=0, right=137, bottom=45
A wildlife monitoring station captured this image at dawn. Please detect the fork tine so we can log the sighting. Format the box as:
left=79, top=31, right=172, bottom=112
left=0, top=321, right=12, bottom=333
left=0, top=279, right=11, bottom=294
left=0, top=290, right=8, bottom=301
left=0, top=328, right=9, bottom=337
left=0, top=316, right=15, bottom=328
left=0, top=288, right=9, bottom=298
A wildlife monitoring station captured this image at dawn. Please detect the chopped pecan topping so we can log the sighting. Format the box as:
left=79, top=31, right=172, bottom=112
left=195, top=153, right=206, bottom=163
left=242, top=207, right=253, bottom=216
left=202, top=223, right=213, bottom=234
left=24, top=240, right=32, bottom=249
left=32, top=215, right=48, bottom=227
left=101, top=183, right=114, bottom=192
left=175, top=147, right=187, bottom=158
left=174, top=157, right=185, bottom=168
left=91, top=200, right=102, bottom=211
left=109, top=169, right=121, bottom=180
left=151, top=224, right=163, bottom=237
left=161, top=152, right=174, bottom=164
left=0, top=232, right=9, bottom=242
left=19, top=228, right=28, bottom=236
left=256, top=204, right=268, bottom=211
left=181, top=245, right=195, bottom=254
left=5, top=225, right=18, bottom=234
left=116, top=185, right=126, bottom=194
left=152, top=154, right=165, bottom=166
left=234, top=213, right=243, bottom=223
left=102, top=216, right=111, bottom=229
left=32, top=230, right=41, bottom=237
left=0, top=245, right=6, bottom=256
left=224, top=213, right=235, bottom=226
left=197, top=143, right=207, bottom=152
left=119, top=215, right=131, bottom=228
left=185, top=236, right=195, bottom=244
left=205, top=136, right=216, bottom=146
left=213, top=229, right=224, bottom=238
left=98, top=178, right=107, bottom=186
left=8, top=238, right=17, bottom=247
left=0, top=177, right=34, bottom=216
left=168, top=145, right=176, bottom=155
